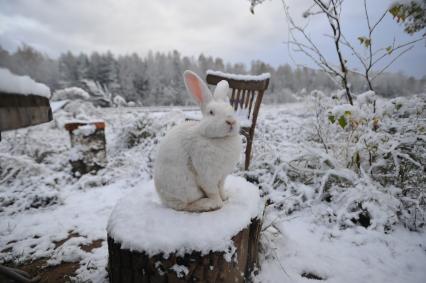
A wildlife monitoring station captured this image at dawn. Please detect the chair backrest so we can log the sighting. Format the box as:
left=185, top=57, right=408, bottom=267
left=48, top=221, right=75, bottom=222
left=206, top=71, right=270, bottom=129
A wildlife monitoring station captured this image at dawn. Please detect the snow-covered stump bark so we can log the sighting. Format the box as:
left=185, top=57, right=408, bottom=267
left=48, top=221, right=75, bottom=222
left=107, top=176, right=263, bottom=283
left=64, top=121, right=107, bottom=176
left=107, top=219, right=261, bottom=282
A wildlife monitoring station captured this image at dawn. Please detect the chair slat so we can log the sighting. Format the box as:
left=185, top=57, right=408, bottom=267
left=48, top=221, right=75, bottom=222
left=234, top=89, right=241, bottom=111
left=248, top=90, right=256, bottom=118
left=239, top=89, right=246, bottom=109
left=205, top=72, right=270, bottom=170
left=230, top=88, right=236, bottom=105
left=244, top=90, right=251, bottom=109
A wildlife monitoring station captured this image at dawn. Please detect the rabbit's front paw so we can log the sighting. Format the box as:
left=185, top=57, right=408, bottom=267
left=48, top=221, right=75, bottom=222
left=219, top=179, right=228, bottom=201
left=186, top=197, right=223, bottom=212
left=220, top=189, right=229, bottom=201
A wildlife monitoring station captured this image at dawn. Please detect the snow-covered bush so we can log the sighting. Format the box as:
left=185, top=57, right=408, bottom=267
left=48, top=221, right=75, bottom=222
left=81, top=79, right=113, bottom=107
left=0, top=154, right=64, bottom=214
left=307, top=90, right=425, bottom=230
left=245, top=91, right=425, bottom=233
left=113, top=95, right=127, bottom=107
left=117, top=111, right=184, bottom=149
left=54, top=100, right=101, bottom=129
left=122, top=115, right=156, bottom=148
left=52, top=87, right=90, bottom=101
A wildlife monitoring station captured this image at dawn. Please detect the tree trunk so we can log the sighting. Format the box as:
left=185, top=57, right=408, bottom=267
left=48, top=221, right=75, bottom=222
left=107, top=218, right=262, bottom=283
left=64, top=121, right=107, bottom=176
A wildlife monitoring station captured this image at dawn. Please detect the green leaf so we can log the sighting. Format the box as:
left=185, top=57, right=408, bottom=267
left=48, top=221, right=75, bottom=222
left=338, top=116, right=347, bottom=128
left=364, top=38, right=371, bottom=47
left=328, top=115, right=336, bottom=124
left=385, top=46, right=393, bottom=54
left=389, top=5, right=401, bottom=18
left=344, top=110, right=352, bottom=116
left=357, top=36, right=371, bottom=48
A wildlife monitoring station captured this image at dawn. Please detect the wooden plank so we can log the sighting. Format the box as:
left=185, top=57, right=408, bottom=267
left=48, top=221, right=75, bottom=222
left=0, top=92, right=52, bottom=131
left=230, top=88, right=236, bottom=105
left=206, top=74, right=269, bottom=91
left=239, top=89, right=246, bottom=109
left=244, top=90, right=252, bottom=109
left=234, top=89, right=241, bottom=111
left=248, top=90, right=256, bottom=118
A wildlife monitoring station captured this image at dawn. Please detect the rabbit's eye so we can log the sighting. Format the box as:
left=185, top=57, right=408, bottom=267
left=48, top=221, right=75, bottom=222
left=209, top=110, right=215, bottom=116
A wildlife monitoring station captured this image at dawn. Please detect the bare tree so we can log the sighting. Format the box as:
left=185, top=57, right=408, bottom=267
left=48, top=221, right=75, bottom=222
left=249, top=0, right=425, bottom=105
left=340, top=0, right=425, bottom=94
left=278, top=0, right=353, bottom=104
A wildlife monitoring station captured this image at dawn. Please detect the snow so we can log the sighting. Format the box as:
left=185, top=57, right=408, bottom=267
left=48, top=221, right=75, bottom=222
left=113, top=95, right=127, bottom=106
left=107, top=175, right=262, bottom=257
left=170, top=264, right=189, bottom=278
left=69, top=145, right=86, bottom=161
left=1, top=97, right=425, bottom=282
left=257, top=214, right=426, bottom=283
left=330, top=103, right=357, bottom=117
left=216, top=80, right=229, bottom=94
left=0, top=68, right=51, bottom=98
left=72, top=124, right=97, bottom=136
left=356, top=90, right=376, bottom=105
left=52, top=87, right=90, bottom=101
left=206, top=70, right=271, bottom=81
left=235, top=107, right=252, bottom=127
left=50, top=100, right=69, bottom=112
left=54, top=100, right=102, bottom=129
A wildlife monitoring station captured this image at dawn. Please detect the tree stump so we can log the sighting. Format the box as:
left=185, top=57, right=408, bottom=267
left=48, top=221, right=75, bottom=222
left=64, top=121, right=107, bottom=176
left=107, top=176, right=263, bottom=283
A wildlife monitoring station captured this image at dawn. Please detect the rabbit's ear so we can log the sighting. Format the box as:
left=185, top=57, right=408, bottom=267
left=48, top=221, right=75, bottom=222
left=183, top=70, right=212, bottom=108
left=213, top=80, right=230, bottom=102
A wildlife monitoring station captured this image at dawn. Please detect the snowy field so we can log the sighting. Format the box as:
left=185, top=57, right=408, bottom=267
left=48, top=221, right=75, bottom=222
left=1, top=100, right=425, bottom=282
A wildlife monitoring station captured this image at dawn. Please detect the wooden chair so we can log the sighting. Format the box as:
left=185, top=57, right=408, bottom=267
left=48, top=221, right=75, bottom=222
left=206, top=71, right=270, bottom=170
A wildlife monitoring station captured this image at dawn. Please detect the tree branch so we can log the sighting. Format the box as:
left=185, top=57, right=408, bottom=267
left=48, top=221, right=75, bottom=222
left=371, top=37, right=425, bottom=68
left=372, top=45, right=414, bottom=80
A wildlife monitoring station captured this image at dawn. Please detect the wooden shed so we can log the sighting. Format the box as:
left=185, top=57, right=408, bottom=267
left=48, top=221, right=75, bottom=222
left=0, top=68, right=52, bottom=140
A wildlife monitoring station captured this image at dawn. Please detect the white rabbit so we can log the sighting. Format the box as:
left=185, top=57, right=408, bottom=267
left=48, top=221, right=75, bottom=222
left=154, top=70, right=242, bottom=212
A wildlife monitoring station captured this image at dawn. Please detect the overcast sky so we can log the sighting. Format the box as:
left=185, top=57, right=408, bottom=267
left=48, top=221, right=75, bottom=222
left=0, top=0, right=425, bottom=77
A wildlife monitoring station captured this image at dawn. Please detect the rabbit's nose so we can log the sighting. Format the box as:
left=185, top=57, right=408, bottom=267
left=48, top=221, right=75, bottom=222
left=226, top=119, right=236, bottom=126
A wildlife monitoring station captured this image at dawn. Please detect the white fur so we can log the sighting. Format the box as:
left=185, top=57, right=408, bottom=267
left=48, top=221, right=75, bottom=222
left=154, top=70, right=242, bottom=212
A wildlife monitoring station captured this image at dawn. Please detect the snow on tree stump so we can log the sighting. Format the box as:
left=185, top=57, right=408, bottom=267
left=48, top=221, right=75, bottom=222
left=64, top=121, right=107, bottom=176
left=107, top=175, right=263, bottom=283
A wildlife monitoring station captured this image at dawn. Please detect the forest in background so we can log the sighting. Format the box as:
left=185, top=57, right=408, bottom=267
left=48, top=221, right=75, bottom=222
left=0, top=44, right=425, bottom=106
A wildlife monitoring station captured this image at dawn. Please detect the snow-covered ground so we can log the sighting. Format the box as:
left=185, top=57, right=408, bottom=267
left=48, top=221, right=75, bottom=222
left=0, top=101, right=425, bottom=282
